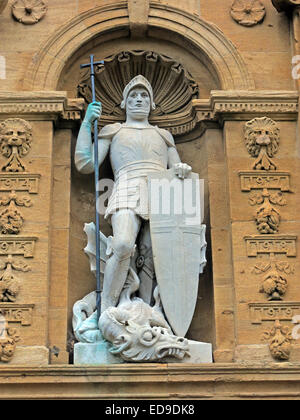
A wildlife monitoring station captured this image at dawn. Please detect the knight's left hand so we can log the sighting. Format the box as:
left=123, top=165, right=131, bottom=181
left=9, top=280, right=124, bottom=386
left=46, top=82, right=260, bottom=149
left=173, top=163, right=192, bottom=179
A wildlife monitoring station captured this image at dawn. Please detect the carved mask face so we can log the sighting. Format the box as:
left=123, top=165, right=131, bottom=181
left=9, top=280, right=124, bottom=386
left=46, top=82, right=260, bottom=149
left=0, top=119, right=32, bottom=159
left=2, top=122, right=27, bottom=148
left=126, top=87, right=151, bottom=120
left=254, top=128, right=271, bottom=146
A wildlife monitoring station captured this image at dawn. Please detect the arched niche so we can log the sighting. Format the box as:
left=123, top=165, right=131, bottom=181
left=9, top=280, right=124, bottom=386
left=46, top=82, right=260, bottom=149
left=43, top=3, right=254, bottom=353
left=63, top=39, right=220, bottom=346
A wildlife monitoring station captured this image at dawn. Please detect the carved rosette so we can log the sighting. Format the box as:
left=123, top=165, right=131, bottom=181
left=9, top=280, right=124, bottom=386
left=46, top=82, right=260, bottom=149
left=78, top=50, right=199, bottom=136
left=11, top=0, right=47, bottom=25
left=231, top=0, right=266, bottom=27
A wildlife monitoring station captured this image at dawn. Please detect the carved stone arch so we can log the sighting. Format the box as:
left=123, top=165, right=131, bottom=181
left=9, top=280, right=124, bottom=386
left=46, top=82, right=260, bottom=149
left=23, top=1, right=255, bottom=91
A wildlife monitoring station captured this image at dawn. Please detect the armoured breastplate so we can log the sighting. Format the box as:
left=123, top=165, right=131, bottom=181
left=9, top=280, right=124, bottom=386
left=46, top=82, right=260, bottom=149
left=110, top=127, right=169, bottom=175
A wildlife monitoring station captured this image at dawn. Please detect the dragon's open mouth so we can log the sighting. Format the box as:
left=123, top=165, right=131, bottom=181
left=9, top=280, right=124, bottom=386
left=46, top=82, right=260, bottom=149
left=157, top=346, right=190, bottom=360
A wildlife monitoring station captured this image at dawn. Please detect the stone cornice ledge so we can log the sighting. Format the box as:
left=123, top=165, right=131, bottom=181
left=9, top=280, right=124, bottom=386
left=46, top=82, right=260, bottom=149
left=0, top=364, right=300, bottom=399
left=0, top=92, right=84, bottom=121
left=193, top=90, right=299, bottom=124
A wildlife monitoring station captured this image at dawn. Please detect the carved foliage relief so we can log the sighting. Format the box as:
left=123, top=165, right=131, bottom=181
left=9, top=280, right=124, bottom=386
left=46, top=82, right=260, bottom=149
left=241, top=117, right=289, bottom=235
left=0, top=118, right=39, bottom=362
left=240, top=117, right=297, bottom=361
left=262, top=319, right=293, bottom=361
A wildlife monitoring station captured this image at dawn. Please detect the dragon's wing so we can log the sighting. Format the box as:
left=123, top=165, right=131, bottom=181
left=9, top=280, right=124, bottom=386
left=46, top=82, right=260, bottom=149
left=84, top=222, right=108, bottom=279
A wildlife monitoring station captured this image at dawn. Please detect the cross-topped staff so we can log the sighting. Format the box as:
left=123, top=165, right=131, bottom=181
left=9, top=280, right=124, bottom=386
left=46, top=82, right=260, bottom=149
left=80, top=55, right=104, bottom=322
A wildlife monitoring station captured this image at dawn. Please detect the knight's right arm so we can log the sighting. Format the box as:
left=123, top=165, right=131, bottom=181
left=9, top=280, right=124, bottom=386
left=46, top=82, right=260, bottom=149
left=75, top=102, right=110, bottom=174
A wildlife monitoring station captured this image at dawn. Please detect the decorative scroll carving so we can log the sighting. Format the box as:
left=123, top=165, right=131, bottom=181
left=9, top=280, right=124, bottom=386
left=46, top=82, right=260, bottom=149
left=0, top=303, right=34, bottom=325
left=0, top=174, right=40, bottom=194
left=262, top=319, right=293, bottom=361
left=12, top=0, right=47, bottom=25
left=245, top=235, right=297, bottom=257
left=231, top=0, right=266, bottom=27
left=249, top=302, right=300, bottom=324
left=0, top=237, right=37, bottom=258
left=0, top=119, right=32, bottom=173
left=78, top=50, right=199, bottom=136
left=0, top=327, right=20, bottom=363
left=0, top=191, right=32, bottom=208
left=239, top=172, right=291, bottom=192
left=244, top=117, right=280, bottom=171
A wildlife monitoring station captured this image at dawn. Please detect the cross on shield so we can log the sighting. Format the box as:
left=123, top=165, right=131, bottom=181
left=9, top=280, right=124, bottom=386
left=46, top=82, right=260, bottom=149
left=148, top=168, right=206, bottom=338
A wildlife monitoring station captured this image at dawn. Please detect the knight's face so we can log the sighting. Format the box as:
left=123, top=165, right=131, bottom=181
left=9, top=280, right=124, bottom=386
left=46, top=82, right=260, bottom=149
left=126, top=87, right=151, bottom=120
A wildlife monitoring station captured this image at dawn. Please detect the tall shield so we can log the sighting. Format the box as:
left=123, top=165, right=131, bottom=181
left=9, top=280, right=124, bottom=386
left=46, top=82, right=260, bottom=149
left=148, top=168, right=206, bottom=338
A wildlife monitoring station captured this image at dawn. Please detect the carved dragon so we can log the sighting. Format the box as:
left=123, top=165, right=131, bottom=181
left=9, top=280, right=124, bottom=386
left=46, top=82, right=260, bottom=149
left=73, top=223, right=190, bottom=363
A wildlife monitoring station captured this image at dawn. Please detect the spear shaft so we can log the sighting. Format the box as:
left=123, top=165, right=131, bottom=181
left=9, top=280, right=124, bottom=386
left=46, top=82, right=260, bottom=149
left=80, top=55, right=104, bottom=322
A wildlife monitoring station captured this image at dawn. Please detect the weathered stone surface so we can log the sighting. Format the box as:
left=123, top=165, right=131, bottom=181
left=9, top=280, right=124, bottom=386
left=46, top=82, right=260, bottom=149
left=3, top=346, right=49, bottom=366
left=74, top=340, right=213, bottom=365
left=0, top=0, right=299, bottom=400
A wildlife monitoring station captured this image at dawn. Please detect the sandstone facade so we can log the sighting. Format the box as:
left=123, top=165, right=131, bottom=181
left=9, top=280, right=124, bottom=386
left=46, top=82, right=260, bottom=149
left=0, top=0, right=299, bottom=399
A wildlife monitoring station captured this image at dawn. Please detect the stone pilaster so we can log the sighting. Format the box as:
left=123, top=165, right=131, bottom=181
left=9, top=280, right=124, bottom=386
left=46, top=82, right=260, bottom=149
left=0, top=92, right=83, bottom=366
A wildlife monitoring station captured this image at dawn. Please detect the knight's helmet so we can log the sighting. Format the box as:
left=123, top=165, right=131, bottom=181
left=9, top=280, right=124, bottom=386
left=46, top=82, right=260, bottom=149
left=121, top=75, right=156, bottom=111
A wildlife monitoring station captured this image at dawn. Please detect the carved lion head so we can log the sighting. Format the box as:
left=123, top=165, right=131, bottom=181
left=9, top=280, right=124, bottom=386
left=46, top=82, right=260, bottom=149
left=0, top=118, right=32, bottom=158
left=244, top=117, right=280, bottom=159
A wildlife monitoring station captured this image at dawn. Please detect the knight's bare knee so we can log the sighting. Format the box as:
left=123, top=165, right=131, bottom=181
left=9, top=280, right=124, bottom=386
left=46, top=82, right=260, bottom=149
left=113, top=238, right=135, bottom=260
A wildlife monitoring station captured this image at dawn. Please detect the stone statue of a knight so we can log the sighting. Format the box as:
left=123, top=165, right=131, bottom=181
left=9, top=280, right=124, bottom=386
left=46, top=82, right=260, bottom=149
left=73, top=75, right=210, bottom=364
